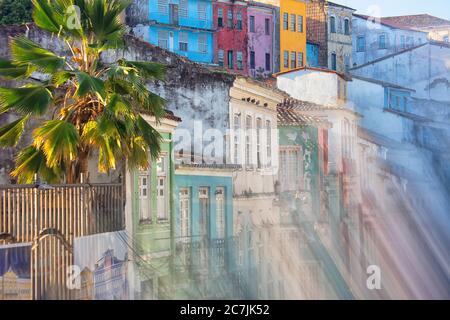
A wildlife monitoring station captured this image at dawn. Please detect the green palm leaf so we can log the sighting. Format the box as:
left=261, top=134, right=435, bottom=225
left=0, top=59, right=36, bottom=80
left=74, top=71, right=106, bottom=100
left=31, top=0, right=64, bottom=34
left=0, top=85, right=52, bottom=115
left=136, top=115, right=162, bottom=161
left=11, top=36, right=65, bottom=74
left=51, top=70, right=74, bottom=87
left=33, top=120, right=79, bottom=168
left=120, top=60, right=167, bottom=80
left=0, top=115, right=30, bottom=147
left=83, top=0, right=130, bottom=48
left=11, top=145, right=60, bottom=184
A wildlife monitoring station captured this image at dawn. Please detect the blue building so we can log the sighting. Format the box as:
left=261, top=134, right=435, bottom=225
left=173, top=163, right=239, bottom=298
left=131, top=0, right=215, bottom=64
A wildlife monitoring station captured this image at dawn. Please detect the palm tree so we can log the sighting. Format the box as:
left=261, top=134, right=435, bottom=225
left=0, top=0, right=166, bottom=184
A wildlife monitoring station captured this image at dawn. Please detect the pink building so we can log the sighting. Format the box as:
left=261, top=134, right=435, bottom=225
left=247, top=1, right=278, bottom=79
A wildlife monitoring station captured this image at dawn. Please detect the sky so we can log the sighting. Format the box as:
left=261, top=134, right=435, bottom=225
left=336, top=0, right=450, bottom=20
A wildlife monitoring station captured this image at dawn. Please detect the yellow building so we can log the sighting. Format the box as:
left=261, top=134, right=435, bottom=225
left=258, top=0, right=307, bottom=72
left=0, top=269, right=32, bottom=300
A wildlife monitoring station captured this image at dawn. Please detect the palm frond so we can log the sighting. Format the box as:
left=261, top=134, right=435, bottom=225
left=0, top=115, right=30, bottom=147
left=120, top=60, right=167, bottom=80
left=51, top=70, right=74, bottom=88
left=31, top=0, right=65, bottom=34
left=11, top=145, right=60, bottom=184
left=33, top=120, right=79, bottom=168
left=74, top=71, right=106, bottom=100
left=0, top=85, right=52, bottom=115
left=136, top=115, right=162, bottom=161
left=83, top=0, right=130, bottom=49
left=0, top=58, right=36, bottom=80
left=11, top=36, right=65, bottom=74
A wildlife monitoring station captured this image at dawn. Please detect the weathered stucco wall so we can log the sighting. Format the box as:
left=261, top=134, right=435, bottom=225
left=352, top=16, right=428, bottom=67
left=350, top=42, right=450, bottom=102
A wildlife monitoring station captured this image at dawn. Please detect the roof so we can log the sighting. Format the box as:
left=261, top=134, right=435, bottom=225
left=277, top=100, right=333, bottom=128
left=163, top=110, right=182, bottom=122
left=351, top=75, right=415, bottom=92
left=353, top=14, right=428, bottom=33
left=273, top=66, right=352, bottom=81
left=381, top=14, right=450, bottom=29
left=326, top=1, right=356, bottom=12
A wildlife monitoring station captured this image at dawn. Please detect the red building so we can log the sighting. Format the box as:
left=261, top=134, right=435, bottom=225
left=213, top=1, right=248, bottom=75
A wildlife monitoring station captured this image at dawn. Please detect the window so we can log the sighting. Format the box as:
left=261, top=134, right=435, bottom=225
left=237, top=51, right=243, bottom=70
left=344, top=18, right=350, bottom=35
left=290, top=14, right=296, bottom=32
left=444, top=35, right=449, bottom=42
left=218, top=49, right=224, bottom=67
left=298, top=15, right=303, bottom=32
left=157, top=30, right=169, bottom=49
left=139, top=170, right=151, bottom=221
left=179, top=32, right=188, bottom=52
left=279, top=147, right=303, bottom=191
left=283, top=13, right=288, bottom=30
left=297, top=52, right=303, bottom=67
left=400, top=35, right=406, bottom=49
left=179, top=0, right=188, bottom=18
left=245, top=115, right=252, bottom=166
left=249, top=15, right=255, bottom=33
left=266, top=120, right=272, bottom=166
left=283, top=51, right=289, bottom=68
left=157, top=155, right=168, bottom=221
left=198, top=34, right=207, bottom=53
left=331, top=52, right=337, bottom=71
left=157, top=0, right=168, bottom=14
left=250, top=51, right=255, bottom=69
left=218, top=8, right=223, bottom=27
left=179, top=188, right=190, bottom=239
left=344, top=54, right=350, bottom=70
left=265, top=18, right=270, bottom=35
left=199, top=188, right=209, bottom=237
left=227, top=9, right=233, bottom=28
left=265, top=53, right=271, bottom=71
left=330, top=16, right=336, bottom=33
left=290, top=51, right=296, bottom=69
left=256, top=118, right=262, bottom=168
left=237, top=11, right=242, bottom=30
left=215, top=187, right=225, bottom=239
left=233, top=114, right=241, bottom=164
left=198, top=2, right=207, bottom=20
left=169, top=4, right=179, bottom=25
left=228, top=50, right=234, bottom=69
left=379, top=34, right=387, bottom=49
left=406, top=36, right=413, bottom=47
left=357, top=36, right=365, bottom=52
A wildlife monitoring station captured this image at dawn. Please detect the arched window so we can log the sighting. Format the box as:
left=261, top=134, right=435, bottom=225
left=344, top=18, right=350, bottom=35
left=330, top=16, right=336, bottom=33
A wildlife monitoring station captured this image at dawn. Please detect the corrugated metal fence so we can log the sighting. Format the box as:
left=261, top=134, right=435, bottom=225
left=0, top=183, right=124, bottom=300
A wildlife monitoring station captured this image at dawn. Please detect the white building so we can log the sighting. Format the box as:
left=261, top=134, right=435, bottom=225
left=352, top=14, right=428, bottom=67
left=350, top=41, right=450, bottom=102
